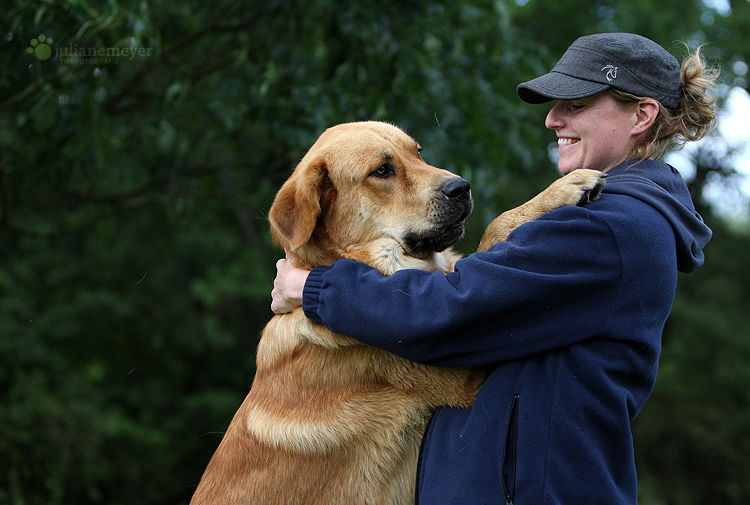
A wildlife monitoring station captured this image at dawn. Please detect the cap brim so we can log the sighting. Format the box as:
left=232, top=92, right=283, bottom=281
left=517, top=71, right=610, bottom=104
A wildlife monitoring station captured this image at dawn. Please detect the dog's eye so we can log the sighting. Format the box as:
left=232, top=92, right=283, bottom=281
left=417, top=148, right=424, bottom=161
left=370, top=163, right=395, bottom=179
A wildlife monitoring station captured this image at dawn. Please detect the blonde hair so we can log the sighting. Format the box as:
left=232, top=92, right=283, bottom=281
left=609, top=46, right=720, bottom=160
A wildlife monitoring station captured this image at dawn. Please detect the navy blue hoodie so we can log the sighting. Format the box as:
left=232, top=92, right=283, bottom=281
left=302, top=159, right=711, bottom=504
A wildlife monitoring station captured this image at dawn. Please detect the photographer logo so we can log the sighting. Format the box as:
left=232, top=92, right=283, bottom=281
left=25, top=33, right=153, bottom=64
left=27, top=34, right=53, bottom=60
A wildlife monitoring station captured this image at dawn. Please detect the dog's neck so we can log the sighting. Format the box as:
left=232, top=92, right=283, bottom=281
left=288, top=246, right=337, bottom=271
left=287, top=237, right=458, bottom=276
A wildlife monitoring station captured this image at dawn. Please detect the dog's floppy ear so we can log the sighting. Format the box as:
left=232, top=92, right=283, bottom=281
left=269, top=158, right=329, bottom=251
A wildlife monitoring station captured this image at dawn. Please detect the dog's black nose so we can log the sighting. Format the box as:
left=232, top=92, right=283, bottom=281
left=441, top=177, right=471, bottom=200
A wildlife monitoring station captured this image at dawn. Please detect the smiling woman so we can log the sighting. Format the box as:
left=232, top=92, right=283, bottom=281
left=518, top=33, right=719, bottom=175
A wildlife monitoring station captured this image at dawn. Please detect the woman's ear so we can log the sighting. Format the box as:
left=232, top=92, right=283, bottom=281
left=632, top=98, right=660, bottom=135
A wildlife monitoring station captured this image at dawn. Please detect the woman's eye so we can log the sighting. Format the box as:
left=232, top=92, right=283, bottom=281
left=371, top=164, right=395, bottom=178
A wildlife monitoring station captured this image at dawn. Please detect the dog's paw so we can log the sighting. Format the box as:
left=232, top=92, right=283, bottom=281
left=574, top=171, right=607, bottom=206
left=549, top=169, right=607, bottom=207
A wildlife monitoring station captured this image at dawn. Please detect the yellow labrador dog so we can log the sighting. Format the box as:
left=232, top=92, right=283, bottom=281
left=190, top=121, right=605, bottom=505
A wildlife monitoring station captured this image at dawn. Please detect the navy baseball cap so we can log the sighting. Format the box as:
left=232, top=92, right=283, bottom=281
left=517, top=33, right=682, bottom=110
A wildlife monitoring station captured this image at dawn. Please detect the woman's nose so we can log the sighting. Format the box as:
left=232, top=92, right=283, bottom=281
left=545, top=101, right=564, bottom=130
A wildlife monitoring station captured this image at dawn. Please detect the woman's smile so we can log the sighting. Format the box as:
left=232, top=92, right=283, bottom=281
left=546, top=93, right=638, bottom=175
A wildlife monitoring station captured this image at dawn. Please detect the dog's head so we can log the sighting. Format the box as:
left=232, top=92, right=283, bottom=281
left=269, top=122, right=472, bottom=272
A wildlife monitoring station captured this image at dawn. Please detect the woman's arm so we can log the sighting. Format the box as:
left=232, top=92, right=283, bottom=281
left=272, top=204, right=623, bottom=368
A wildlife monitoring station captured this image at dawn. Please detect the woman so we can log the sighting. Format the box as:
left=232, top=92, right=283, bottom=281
left=271, top=33, right=717, bottom=504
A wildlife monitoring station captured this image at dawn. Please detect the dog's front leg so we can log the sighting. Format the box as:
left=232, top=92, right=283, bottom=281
left=477, top=169, right=606, bottom=251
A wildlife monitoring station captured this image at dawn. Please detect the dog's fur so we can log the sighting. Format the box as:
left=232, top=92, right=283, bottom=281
left=189, top=121, right=605, bottom=505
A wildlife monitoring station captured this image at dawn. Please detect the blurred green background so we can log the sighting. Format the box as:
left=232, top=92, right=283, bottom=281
left=2, top=1, right=749, bottom=503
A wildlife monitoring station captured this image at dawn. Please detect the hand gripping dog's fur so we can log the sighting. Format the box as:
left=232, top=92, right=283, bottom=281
left=189, top=122, right=605, bottom=505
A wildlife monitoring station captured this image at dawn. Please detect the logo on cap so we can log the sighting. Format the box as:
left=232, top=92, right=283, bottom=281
left=601, top=64, right=618, bottom=82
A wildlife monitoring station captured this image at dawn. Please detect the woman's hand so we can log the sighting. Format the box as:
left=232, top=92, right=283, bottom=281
left=271, top=257, right=310, bottom=314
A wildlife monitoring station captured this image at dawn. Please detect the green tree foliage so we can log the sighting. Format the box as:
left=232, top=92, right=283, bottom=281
left=1, top=1, right=748, bottom=504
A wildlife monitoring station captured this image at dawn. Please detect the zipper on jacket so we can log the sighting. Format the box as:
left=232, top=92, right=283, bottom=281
left=502, top=394, right=520, bottom=504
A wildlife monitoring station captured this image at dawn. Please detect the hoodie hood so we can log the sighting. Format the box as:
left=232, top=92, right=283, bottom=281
left=602, top=159, right=712, bottom=272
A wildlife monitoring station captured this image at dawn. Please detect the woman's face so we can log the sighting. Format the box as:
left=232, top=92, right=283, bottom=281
left=545, top=93, right=639, bottom=175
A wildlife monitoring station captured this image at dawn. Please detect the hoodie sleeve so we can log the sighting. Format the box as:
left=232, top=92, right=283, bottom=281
left=303, top=204, right=622, bottom=367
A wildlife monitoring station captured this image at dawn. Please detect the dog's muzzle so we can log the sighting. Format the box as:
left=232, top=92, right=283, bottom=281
left=403, top=177, right=473, bottom=257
